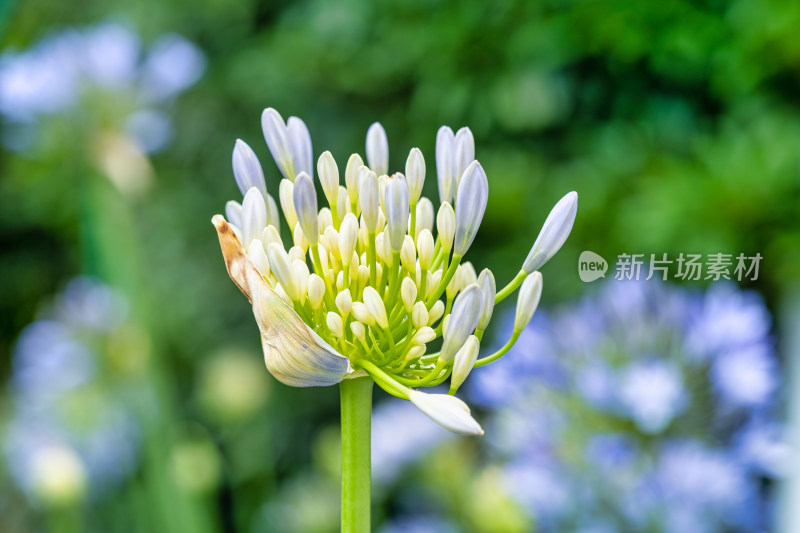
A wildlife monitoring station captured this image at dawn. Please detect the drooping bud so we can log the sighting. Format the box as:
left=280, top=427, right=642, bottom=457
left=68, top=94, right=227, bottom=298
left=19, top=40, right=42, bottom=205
left=362, top=286, right=389, bottom=329
left=401, top=277, right=417, bottom=312
left=453, top=161, right=488, bottom=257
left=514, top=271, right=543, bottom=331
left=366, top=122, right=389, bottom=175
left=384, top=173, right=410, bottom=252
left=292, top=172, right=319, bottom=245
left=436, top=126, right=457, bottom=205
left=476, top=269, right=496, bottom=330
left=232, top=139, right=267, bottom=198
left=317, top=151, right=340, bottom=207
left=439, top=285, right=482, bottom=362
left=409, top=390, right=484, bottom=436
left=358, top=168, right=380, bottom=232
left=242, top=187, right=267, bottom=247
left=450, top=335, right=480, bottom=392
left=405, top=147, right=425, bottom=204
left=522, top=191, right=578, bottom=273
left=437, top=202, right=455, bottom=253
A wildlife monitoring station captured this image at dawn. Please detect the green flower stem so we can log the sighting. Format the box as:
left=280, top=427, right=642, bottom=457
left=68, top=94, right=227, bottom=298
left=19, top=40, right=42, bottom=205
left=425, top=254, right=462, bottom=308
left=340, top=376, right=374, bottom=533
left=474, top=330, right=522, bottom=367
left=495, top=270, right=527, bottom=304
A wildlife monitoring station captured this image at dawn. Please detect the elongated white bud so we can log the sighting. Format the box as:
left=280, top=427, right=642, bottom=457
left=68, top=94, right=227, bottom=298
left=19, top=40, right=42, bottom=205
left=336, top=289, right=352, bottom=317
left=279, top=179, right=298, bottom=230
left=409, top=390, right=483, bottom=436
left=292, top=172, right=319, bottom=245
left=345, top=153, right=363, bottom=207
left=287, top=116, right=313, bottom=178
left=232, top=139, right=267, bottom=198
left=317, top=151, right=339, bottom=207
left=436, top=126, right=456, bottom=205
left=358, top=167, right=380, bottom=232
left=400, top=236, right=416, bottom=272
left=318, top=208, right=333, bottom=234
left=437, top=202, right=455, bottom=253
left=401, top=277, right=417, bottom=312
left=261, top=108, right=294, bottom=180
left=416, top=229, right=434, bottom=270
left=412, top=326, right=436, bottom=345
left=366, top=122, right=389, bottom=175
left=291, top=260, right=310, bottom=303
left=428, top=300, right=445, bottom=325
left=267, top=242, right=296, bottom=299
left=405, top=147, right=425, bottom=204
left=415, top=198, right=434, bottom=239
left=454, top=127, right=475, bottom=184
left=262, top=225, right=283, bottom=248
left=514, top=271, right=543, bottom=331
left=439, top=284, right=482, bottom=362
left=308, top=274, right=325, bottom=309
left=242, top=187, right=267, bottom=247
left=326, top=312, right=344, bottom=338
left=288, top=245, right=305, bottom=263
left=226, top=200, right=243, bottom=229
left=351, top=302, right=374, bottom=326
left=337, top=186, right=349, bottom=215
left=450, top=335, right=479, bottom=392
left=460, top=262, right=477, bottom=286
left=350, top=321, right=366, bottom=341
left=476, top=269, right=496, bottom=330
left=247, top=239, right=270, bottom=277
left=453, top=161, right=488, bottom=257
left=411, top=301, right=428, bottom=328
left=384, top=173, right=410, bottom=251
left=523, top=191, right=578, bottom=273
left=338, top=213, right=358, bottom=265
left=293, top=221, right=309, bottom=252
left=362, top=286, right=389, bottom=329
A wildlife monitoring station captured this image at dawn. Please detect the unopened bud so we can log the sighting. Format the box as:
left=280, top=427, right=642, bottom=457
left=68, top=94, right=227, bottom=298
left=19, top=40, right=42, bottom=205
left=308, top=274, right=325, bottom=309
left=242, top=187, right=267, bottom=247
left=453, top=161, right=488, bottom=256
left=279, top=179, right=298, bottom=230
left=326, top=312, right=344, bottom=337
left=232, top=139, right=267, bottom=198
left=436, top=126, right=457, bottom=205
left=405, top=147, right=425, bottom=203
left=363, top=286, right=389, bottom=329
left=317, top=151, right=340, bottom=207
left=437, top=202, right=455, bottom=253
left=358, top=168, right=380, bottom=232
left=514, top=272, right=543, bottom=331
left=439, top=285, right=482, bottom=362
left=336, top=289, right=353, bottom=317
left=345, top=153, right=363, bottom=206
left=401, top=277, right=417, bottom=312
left=412, top=326, right=436, bottom=345
left=400, top=236, right=416, bottom=272
left=384, top=173, right=410, bottom=251
left=415, top=198, right=434, bottom=239
left=409, top=390, right=483, bottom=436
left=428, top=299, right=445, bottom=325
left=450, top=335, right=479, bottom=392
left=350, top=321, right=366, bottom=341
left=366, top=122, right=389, bottom=175
left=454, top=127, right=475, bottom=184
left=522, top=191, right=578, bottom=273
left=476, top=269, right=496, bottom=330
left=411, top=301, right=428, bottom=328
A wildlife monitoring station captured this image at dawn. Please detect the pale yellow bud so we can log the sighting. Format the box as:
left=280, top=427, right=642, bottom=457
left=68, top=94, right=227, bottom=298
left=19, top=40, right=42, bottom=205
left=326, top=312, right=344, bottom=337
left=429, top=299, right=445, bottom=325
left=288, top=245, right=305, bottom=263
left=400, top=235, right=416, bottom=272
left=345, top=153, right=363, bottom=207
left=352, top=302, right=375, bottom=326
left=318, top=207, right=333, bottom=235
left=363, top=286, right=389, bottom=329
left=336, top=289, right=353, bottom=317
left=293, top=221, right=309, bottom=252
left=279, top=179, right=298, bottom=229
left=291, top=259, right=310, bottom=303
left=339, top=213, right=359, bottom=264
left=437, top=202, right=455, bottom=253
left=416, top=229, right=434, bottom=270
left=401, top=277, right=417, bottom=313
left=308, top=274, right=326, bottom=309
left=412, top=326, right=436, bottom=345
left=411, top=301, right=428, bottom=328
left=350, top=320, right=366, bottom=341
left=261, top=225, right=283, bottom=249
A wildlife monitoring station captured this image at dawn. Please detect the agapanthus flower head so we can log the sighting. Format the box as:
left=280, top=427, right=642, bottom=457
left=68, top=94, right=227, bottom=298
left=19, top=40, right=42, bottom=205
left=213, top=108, right=578, bottom=435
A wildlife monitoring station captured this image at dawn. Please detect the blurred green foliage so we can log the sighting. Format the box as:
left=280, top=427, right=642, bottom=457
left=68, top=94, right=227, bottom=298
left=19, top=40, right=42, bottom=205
left=1, top=0, right=799, bottom=531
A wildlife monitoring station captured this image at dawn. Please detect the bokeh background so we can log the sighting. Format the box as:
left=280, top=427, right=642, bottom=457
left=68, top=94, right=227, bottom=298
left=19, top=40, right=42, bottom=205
left=1, top=0, right=799, bottom=531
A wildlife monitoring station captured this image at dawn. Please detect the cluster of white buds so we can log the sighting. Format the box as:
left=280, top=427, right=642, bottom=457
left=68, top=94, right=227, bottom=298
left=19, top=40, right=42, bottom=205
left=213, top=108, right=578, bottom=435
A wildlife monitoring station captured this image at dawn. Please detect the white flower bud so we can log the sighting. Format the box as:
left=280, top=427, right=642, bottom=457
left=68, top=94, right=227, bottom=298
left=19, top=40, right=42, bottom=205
left=428, top=299, right=445, bottom=325
left=293, top=221, right=309, bottom=252
left=336, top=289, right=353, bottom=317
left=326, top=312, right=344, bottom=338
left=225, top=200, right=243, bottom=229
left=460, top=262, right=477, bottom=286
left=416, top=229, right=434, bottom=271
left=476, top=269, right=496, bottom=330
left=358, top=167, right=380, bottom=232
left=242, top=187, right=267, bottom=247
left=435, top=126, right=457, bottom=205
left=357, top=264, right=370, bottom=287
left=292, top=173, right=319, bottom=245
left=247, top=239, right=270, bottom=277
left=267, top=243, right=296, bottom=299
left=339, top=213, right=358, bottom=265
left=405, top=147, right=425, bottom=203
left=453, top=160, right=488, bottom=257
left=345, top=153, right=363, bottom=207
left=415, top=198, right=434, bottom=239
left=412, top=326, right=436, bottom=345
left=409, top=390, right=483, bottom=436
left=261, top=108, right=294, bottom=180
left=232, top=139, right=267, bottom=198
left=318, top=207, right=333, bottom=234
left=401, top=277, right=417, bottom=312
left=514, top=271, right=543, bottom=331
left=308, top=274, right=326, bottom=309
left=288, top=245, right=305, bottom=263
left=437, top=202, right=455, bottom=253
left=442, top=314, right=450, bottom=338
left=323, top=226, right=340, bottom=260
left=406, top=345, right=426, bottom=360
left=446, top=267, right=462, bottom=300
left=366, top=122, right=388, bottom=175
left=350, top=320, right=366, bottom=341
left=523, top=191, right=578, bottom=273
left=384, top=173, right=410, bottom=252
left=317, top=151, right=340, bottom=207
left=454, top=127, right=475, bottom=184
left=316, top=243, right=329, bottom=274
left=411, top=301, right=428, bottom=328
left=351, top=302, right=374, bottom=326
left=262, top=225, right=283, bottom=248
left=400, top=236, right=416, bottom=272
left=427, top=270, right=443, bottom=299
left=279, top=179, right=298, bottom=230
left=292, top=259, right=310, bottom=303
left=337, top=186, right=349, bottom=216
left=287, top=116, right=313, bottom=178
left=362, top=286, right=389, bottom=329
left=439, top=285, right=482, bottom=362
left=450, top=335, right=479, bottom=392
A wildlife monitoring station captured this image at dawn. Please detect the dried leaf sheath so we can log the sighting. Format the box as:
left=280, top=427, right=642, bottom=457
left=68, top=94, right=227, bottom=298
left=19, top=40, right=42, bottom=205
left=213, top=215, right=352, bottom=387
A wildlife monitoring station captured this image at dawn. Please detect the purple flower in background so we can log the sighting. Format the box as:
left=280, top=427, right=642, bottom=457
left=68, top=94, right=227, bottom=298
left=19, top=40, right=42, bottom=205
left=468, top=279, right=783, bottom=533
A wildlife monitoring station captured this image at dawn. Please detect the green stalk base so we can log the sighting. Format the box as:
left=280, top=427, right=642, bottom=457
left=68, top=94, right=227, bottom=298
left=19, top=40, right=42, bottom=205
left=340, top=376, right=373, bottom=533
